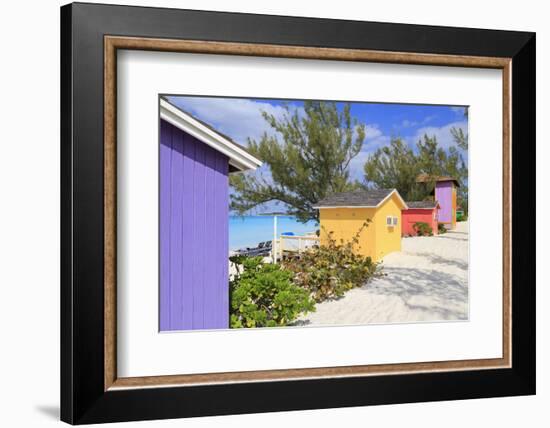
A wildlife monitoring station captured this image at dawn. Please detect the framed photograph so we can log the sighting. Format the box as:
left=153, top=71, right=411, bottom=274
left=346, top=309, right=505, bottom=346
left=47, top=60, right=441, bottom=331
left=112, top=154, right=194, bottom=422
left=60, top=2, right=535, bottom=424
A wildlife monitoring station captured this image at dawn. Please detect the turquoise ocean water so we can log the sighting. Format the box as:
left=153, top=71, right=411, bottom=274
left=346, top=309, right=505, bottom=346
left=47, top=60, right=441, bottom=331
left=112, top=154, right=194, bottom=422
left=229, top=216, right=318, bottom=250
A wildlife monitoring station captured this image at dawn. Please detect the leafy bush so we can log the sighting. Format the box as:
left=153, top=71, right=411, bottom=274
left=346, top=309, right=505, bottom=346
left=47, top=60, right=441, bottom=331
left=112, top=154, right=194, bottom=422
left=438, top=222, right=447, bottom=234
left=283, top=221, right=381, bottom=302
left=413, top=221, right=433, bottom=236
left=229, top=256, right=315, bottom=328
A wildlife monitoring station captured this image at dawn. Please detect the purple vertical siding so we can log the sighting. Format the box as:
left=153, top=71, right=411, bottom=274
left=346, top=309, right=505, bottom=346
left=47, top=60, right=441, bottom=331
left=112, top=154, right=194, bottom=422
left=214, top=154, right=229, bottom=327
left=159, top=121, right=171, bottom=331
left=435, top=181, right=452, bottom=223
left=160, top=119, right=229, bottom=331
left=181, top=133, right=195, bottom=328
left=169, top=125, right=184, bottom=329
left=192, top=141, right=206, bottom=328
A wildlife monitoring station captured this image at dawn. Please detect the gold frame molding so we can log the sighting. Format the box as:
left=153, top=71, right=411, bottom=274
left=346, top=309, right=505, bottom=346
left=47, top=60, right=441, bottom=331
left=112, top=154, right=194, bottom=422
left=104, top=36, right=512, bottom=391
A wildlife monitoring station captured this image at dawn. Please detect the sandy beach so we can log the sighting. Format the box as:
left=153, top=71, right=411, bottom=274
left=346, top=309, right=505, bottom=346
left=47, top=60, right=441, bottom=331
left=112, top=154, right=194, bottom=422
left=296, top=221, right=469, bottom=326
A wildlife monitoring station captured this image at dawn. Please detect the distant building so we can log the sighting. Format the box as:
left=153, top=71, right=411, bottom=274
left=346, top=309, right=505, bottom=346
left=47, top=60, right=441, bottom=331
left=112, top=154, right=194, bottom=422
left=159, top=99, right=262, bottom=331
left=416, top=174, right=460, bottom=230
left=402, top=201, right=440, bottom=236
left=314, top=189, right=408, bottom=262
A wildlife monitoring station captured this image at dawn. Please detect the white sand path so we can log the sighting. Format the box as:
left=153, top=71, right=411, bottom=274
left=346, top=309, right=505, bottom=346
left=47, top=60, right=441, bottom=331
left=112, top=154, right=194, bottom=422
left=296, top=221, right=469, bottom=326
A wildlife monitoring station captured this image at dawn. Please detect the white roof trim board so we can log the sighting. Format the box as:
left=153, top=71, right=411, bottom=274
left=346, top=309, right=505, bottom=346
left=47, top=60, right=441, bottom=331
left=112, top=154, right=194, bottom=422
left=160, top=99, right=263, bottom=172
left=375, top=189, right=408, bottom=209
left=313, top=189, right=409, bottom=210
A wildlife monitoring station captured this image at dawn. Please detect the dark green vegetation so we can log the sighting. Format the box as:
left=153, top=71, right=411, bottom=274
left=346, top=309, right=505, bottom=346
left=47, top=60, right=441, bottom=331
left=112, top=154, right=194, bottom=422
left=229, top=256, right=315, bottom=328
left=228, top=102, right=468, bottom=328
left=363, top=133, right=468, bottom=213
left=412, top=221, right=433, bottom=236
left=229, top=223, right=381, bottom=328
left=230, top=101, right=469, bottom=219
left=283, top=221, right=380, bottom=302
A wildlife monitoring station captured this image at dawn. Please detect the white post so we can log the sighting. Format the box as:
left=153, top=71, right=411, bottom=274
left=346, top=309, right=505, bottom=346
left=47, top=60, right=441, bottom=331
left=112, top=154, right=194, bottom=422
left=272, top=216, right=278, bottom=263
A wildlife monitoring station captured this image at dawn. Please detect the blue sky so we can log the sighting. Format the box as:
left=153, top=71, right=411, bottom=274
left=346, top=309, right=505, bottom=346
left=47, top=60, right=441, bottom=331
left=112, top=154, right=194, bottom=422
left=166, top=95, right=467, bottom=186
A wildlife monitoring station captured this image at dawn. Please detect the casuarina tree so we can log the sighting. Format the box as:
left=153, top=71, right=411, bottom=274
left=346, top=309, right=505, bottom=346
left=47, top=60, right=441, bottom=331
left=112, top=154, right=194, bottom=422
left=363, top=134, right=468, bottom=213
left=230, top=101, right=366, bottom=222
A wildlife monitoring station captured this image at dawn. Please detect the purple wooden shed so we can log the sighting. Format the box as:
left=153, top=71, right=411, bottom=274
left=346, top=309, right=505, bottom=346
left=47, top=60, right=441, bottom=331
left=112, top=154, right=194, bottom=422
left=159, top=99, right=262, bottom=331
left=416, top=174, right=460, bottom=230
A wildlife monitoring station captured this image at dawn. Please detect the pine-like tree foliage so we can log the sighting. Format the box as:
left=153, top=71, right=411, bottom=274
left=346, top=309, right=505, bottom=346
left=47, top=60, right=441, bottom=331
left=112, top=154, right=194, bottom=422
left=363, top=134, right=469, bottom=213
left=230, top=101, right=366, bottom=223
left=363, top=138, right=423, bottom=200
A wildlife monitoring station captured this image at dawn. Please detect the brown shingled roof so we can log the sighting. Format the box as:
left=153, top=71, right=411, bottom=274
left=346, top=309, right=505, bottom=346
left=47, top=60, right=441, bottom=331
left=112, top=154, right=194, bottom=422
left=416, top=173, right=460, bottom=187
left=406, top=200, right=440, bottom=209
left=314, top=189, right=407, bottom=209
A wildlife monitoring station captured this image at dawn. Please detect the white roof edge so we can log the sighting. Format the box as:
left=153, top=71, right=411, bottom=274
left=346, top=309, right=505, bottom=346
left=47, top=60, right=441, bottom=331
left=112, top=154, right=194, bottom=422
left=160, top=99, right=262, bottom=172
left=314, top=189, right=409, bottom=210
left=377, top=189, right=409, bottom=210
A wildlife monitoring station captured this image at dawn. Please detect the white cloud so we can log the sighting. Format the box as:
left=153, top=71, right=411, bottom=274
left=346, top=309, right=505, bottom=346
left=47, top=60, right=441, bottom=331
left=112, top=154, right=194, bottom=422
left=400, top=114, right=437, bottom=129
left=349, top=119, right=469, bottom=181
left=167, top=96, right=294, bottom=146
left=422, top=114, right=437, bottom=124
left=409, top=120, right=468, bottom=151
left=451, top=106, right=468, bottom=118
left=348, top=150, right=370, bottom=181
left=362, top=124, right=390, bottom=151
left=397, top=114, right=436, bottom=130
left=348, top=124, right=391, bottom=181
left=401, top=119, right=418, bottom=128
left=364, top=124, right=382, bottom=139
left=166, top=97, right=395, bottom=182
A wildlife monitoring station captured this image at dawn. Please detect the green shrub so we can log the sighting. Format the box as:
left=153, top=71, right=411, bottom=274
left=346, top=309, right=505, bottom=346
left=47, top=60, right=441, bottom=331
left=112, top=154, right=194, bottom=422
left=282, top=221, right=381, bottom=303
left=229, top=256, right=315, bottom=328
left=413, top=221, right=433, bottom=236
left=438, top=222, right=447, bottom=234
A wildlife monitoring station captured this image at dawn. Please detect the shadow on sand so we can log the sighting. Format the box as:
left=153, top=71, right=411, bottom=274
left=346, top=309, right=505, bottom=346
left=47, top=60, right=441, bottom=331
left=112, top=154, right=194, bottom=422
left=411, top=252, right=469, bottom=271
left=365, top=266, right=468, bottom=320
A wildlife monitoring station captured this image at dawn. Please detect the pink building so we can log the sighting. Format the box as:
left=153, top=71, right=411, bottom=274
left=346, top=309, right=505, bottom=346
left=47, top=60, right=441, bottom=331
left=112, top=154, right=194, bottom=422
left=402, top=201, right=440, bottom=236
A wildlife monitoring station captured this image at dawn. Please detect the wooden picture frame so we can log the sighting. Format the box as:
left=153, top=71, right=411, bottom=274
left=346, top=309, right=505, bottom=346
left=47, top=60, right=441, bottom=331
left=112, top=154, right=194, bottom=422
left=61, top=2, right=535, bottom=424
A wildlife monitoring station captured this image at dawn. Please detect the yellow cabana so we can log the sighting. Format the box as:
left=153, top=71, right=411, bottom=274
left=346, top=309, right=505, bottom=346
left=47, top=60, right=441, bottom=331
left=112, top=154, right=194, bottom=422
left=314, top=189, right=408, bottom=262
